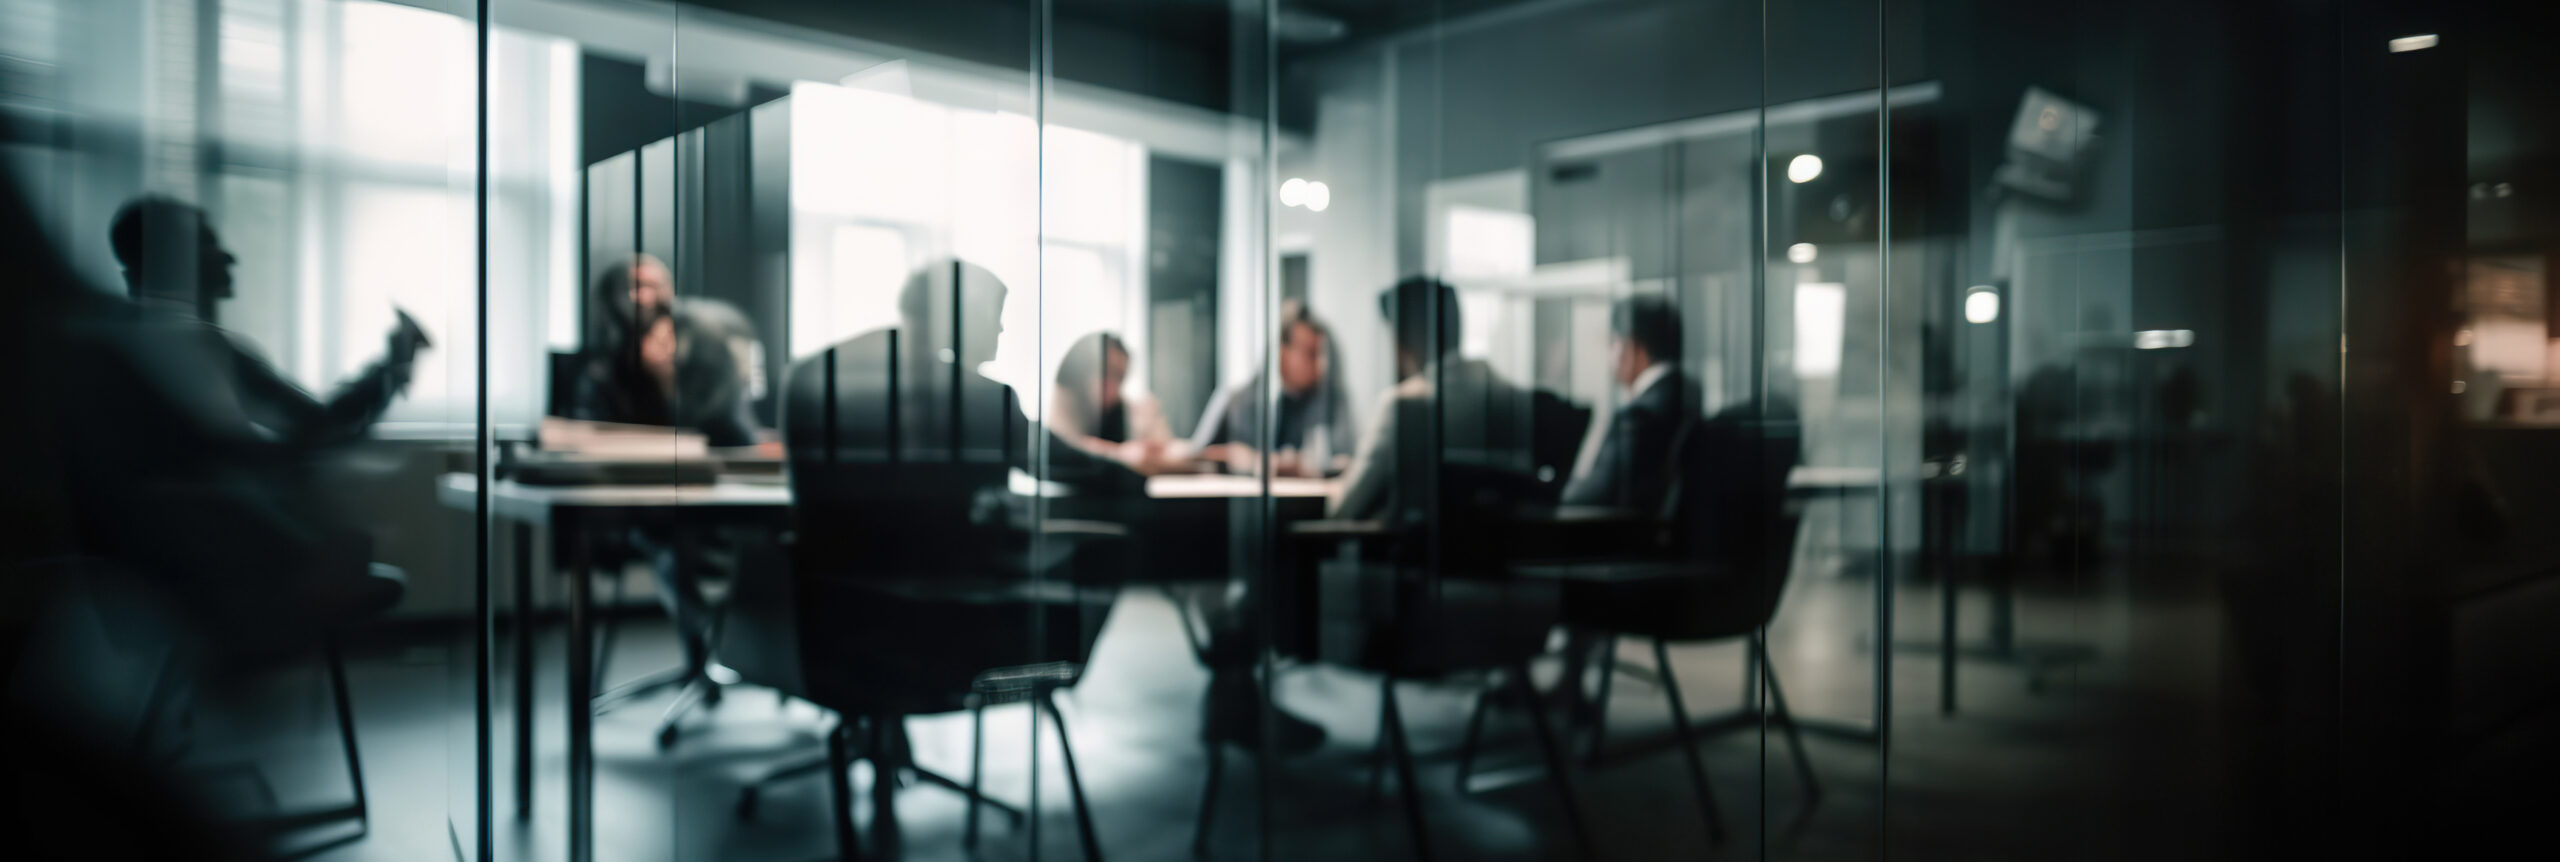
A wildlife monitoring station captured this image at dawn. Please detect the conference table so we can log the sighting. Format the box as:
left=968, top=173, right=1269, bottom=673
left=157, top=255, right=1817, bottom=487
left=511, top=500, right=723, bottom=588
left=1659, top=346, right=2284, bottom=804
left=436, top=470, right=1328, bottom=862
left=439, top=464, right=1874, bottom=862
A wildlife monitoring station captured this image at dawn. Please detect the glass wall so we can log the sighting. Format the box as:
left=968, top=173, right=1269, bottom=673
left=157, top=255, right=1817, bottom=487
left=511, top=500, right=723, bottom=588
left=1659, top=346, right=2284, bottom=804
left=4, top=1, right=2555, bottom=861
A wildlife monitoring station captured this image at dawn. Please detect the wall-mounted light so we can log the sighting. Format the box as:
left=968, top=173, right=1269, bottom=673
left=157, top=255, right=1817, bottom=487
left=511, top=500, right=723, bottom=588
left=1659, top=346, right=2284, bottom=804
left=2134, top=329, right=2196, bottom=350
left=2388, top=33, right=2439, bottom=53
left=1279, top=177, right=1331, bottom=212
left=1964, top=286, right=2000, bottom=324
left=1786, top=242, right=1818, bottom=264
left=1788, top=154, right=1824, bottom=184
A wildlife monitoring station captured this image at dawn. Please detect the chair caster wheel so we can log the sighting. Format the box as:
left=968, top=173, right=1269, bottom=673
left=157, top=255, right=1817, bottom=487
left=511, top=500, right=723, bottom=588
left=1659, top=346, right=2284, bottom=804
left=657, top=724, right=681, bottom=750
left=735, top=787, right=759, bottom=821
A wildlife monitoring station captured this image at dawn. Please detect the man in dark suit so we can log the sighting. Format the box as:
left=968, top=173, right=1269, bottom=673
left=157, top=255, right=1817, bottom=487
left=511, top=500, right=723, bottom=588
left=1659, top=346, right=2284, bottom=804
left=1562, top=295, right=1696, bottom=510
left=1554, top=295, right=1698, bottom=717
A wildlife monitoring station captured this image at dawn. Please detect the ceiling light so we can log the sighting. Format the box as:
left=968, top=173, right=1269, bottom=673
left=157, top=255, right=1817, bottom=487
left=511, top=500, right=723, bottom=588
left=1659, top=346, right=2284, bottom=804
left=1279, top=178, right=1307, bottom=208
left=1965, top=286, right=2000, bottom=324
left=1787, top=154, right=1823, bottom=184
left=1304, top=181, right=1331, bottom=212
left=1787, top=243, right=1817, bottom=264
left=2389, top=34, right=2438, bottom=53
left=2133, top=329, right=2195, bottom=350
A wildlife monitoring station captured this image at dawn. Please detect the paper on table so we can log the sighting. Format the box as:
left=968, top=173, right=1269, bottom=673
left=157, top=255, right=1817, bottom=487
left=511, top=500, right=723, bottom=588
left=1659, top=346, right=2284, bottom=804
left=539, top=416, right=710, bottom=458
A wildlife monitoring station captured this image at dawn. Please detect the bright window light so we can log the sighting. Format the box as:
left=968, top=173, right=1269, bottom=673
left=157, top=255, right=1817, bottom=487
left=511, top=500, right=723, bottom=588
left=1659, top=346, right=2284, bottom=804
left=1795, top=282, right=1846, bottom=378
left=1787, top=154, right=1824, bottom=184
left=2388, top=34, right=2438, bottom=53
left=1444, top=205, right=1534, bottom=280
left=787, top=81, right=1151, bottom=414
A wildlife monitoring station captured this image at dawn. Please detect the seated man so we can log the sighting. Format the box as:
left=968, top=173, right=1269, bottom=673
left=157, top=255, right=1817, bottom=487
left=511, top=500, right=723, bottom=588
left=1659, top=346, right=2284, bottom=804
left=1553, top=295, right=1801, bottom=712
left=68, top=196, right=428, bottom=656
left=570, top=254, right=765, bottom=697
left=1330, top=277, right=1536, bottom=522
left=1562, top=295, right=1697, bottom=509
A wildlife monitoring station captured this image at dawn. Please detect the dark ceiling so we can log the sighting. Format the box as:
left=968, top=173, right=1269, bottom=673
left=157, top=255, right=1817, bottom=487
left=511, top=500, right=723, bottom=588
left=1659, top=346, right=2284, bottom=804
left=674, top=0, right=1558, bottom=115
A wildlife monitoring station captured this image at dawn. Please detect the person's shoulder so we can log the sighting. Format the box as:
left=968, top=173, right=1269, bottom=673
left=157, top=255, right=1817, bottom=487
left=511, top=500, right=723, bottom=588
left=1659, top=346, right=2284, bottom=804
left=674, top=297, right=753, bottom=334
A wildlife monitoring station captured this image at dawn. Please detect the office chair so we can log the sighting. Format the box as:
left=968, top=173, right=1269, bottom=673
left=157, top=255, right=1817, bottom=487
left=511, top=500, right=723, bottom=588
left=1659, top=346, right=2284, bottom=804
left=1198, top=458, right=1594, bottom=862
left=1495, top=411, right=1819, bottom=843
left=723, top=331, right=1121, bottom=860
left=544, top=348, right=733, bottom=750
left=39, top=554, right=388, bottom=860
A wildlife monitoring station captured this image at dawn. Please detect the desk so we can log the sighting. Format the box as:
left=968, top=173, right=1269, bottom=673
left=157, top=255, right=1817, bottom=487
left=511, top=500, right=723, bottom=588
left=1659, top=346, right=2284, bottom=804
left=437, top=475, right=790, bottom=862
left=439, top=471, right=1330, bottom=862
left=1144, top=473, right=1334, bottom=499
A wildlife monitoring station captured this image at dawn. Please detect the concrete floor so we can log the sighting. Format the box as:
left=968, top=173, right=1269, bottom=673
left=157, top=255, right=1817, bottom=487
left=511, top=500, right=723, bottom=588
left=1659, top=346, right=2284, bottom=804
left=192, top=568, right=2228, bottom=862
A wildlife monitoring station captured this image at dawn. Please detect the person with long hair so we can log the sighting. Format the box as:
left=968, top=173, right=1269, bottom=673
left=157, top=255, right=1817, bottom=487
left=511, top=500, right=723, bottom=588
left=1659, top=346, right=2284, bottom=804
left=1049, top=330, right=1193, bottom=475
left=1190, top=299, right=1356, bottom=477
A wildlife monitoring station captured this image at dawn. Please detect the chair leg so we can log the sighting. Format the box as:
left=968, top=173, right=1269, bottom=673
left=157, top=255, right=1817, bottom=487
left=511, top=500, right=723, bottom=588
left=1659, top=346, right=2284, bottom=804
left=867, top=718, right=900, bottom=858
left=1366, top=686, right=1392, bottom=802
left=1379, top=679, right=1434, bottom=862
left=966, top=700, right=985, bottom=849
left=1655, top=640, right=1727, bottom=844
left=1453, top=688, right=1492, bottom=793
left=1192, top=744, right=1223, bottom=858
left=594, top=572, right=623, bottom=685
left=1585, top=636, right=1616, bottom=768
left=1756, top=639, right=1822, bottom=811
left=1043, top=689, right=1106, bottom=862
left=322, top=637, right=369, bottom=830
left=826, top=720, right=863, bottom=862
left=1514, top=662, right=1593, bottom=859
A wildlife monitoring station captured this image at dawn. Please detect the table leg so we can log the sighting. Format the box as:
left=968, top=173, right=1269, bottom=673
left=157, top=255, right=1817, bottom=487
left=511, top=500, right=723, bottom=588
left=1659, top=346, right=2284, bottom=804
left=566, top=530, right=594, bottom=862
left=514, top=521, right=534, bottom=821
left=1940, top=557, right=1959, bottom=715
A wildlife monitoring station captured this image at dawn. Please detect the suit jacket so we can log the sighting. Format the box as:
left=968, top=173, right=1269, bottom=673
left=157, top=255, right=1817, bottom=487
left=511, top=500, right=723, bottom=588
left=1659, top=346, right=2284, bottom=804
left=1561, top=368, right=1702, bottom=511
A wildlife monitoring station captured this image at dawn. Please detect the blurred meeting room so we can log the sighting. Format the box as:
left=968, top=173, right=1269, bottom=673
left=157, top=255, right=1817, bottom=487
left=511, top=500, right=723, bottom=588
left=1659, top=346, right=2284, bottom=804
left=6, top=0, right=2560, bottom=861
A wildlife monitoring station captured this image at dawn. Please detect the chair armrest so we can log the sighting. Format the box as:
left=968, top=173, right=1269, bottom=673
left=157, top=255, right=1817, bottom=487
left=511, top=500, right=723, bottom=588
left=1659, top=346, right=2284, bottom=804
left=1288, top=519, right=1390, bottom=536
left=1039, top=519, right=1130, bottom=540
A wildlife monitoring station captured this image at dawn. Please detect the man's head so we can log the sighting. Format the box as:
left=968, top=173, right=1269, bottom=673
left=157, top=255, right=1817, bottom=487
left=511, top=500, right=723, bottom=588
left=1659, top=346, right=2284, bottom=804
left=1276, top=301, right=1330, bottom=397
left=1378, top=276, right=1461, bottom=377
left=593, top=254, right=675, bottom=331
left=1607, top=295, right=1682, bottom=387
left=896, top=259, right=1009, bottom=369
left=109, top=196, right=235, bottom=317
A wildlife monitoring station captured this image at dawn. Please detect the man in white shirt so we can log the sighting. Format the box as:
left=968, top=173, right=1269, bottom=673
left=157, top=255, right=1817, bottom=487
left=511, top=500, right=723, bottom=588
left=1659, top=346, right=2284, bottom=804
left=1330, top=277, right=1535, bottom=521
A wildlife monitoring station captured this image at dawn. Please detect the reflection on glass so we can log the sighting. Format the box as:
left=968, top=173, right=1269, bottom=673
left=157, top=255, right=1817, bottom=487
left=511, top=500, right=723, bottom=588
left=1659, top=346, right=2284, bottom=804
left=6, top=0, right=2558, bottom=859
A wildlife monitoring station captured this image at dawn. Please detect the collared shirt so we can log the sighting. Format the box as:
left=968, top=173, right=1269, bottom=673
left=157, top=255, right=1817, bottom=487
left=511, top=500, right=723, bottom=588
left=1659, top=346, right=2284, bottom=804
left=1569, top=362, right=1677, bottom=483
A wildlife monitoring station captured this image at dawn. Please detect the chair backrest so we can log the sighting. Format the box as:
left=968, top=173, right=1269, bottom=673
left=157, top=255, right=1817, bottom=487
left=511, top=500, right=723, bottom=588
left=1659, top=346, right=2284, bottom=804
left=749, top=327, right=1115, bottom=715
left=546, top=351, right=584, bottom=418
left=781, top=328, right=1019, bottom=576
left=1667, top=400, right=1805, bottom=628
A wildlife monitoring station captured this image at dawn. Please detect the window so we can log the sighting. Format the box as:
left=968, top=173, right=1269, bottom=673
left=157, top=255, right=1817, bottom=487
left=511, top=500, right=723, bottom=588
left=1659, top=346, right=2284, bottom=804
left=213, top=0, right=576, bottom=432
left=788, top=80, right=1149, bottom=418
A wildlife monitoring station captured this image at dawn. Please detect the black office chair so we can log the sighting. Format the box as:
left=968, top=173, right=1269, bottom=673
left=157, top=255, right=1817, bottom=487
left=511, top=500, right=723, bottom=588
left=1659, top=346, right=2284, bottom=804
left=542, top=348, right=732, bottom=750
left=1198, top=456, right=1593, bottom=862
left=722, top=330, right=1120, bottom=861
left=26, top=553, right=386, bottom=860
left=1500, top=409, right=1818, bottom=844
